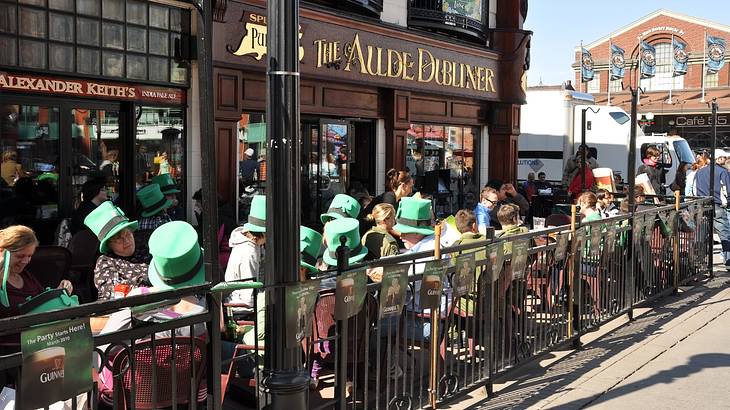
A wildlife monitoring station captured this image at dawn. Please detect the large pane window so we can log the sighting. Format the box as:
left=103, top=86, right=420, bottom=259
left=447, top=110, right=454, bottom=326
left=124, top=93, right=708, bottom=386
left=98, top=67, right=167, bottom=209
left=0, top=103, right=61, bottom=244
left=134, top=106, right=184, bottom=196
left=236, top=113, right=266, bottom=223
left=640, top=43, right=684, bottom=91
left=70, top=107, right=120, bottom=205
left=407, top=123, right=479, bottom=216
left=0, top=0, right=189, bottom=85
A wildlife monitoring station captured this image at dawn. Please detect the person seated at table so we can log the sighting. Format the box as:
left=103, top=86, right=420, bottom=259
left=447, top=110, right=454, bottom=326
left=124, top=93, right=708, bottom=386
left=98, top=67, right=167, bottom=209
left=70, top=179, right=107, bottom=235
left=84, top=201, right=149, bottom=301
left=596, top=189, right=619, bottom=218
left=0, top=226, right=73, bottom=347
left=522, top=172, right=537, bottom=200
left=535, top=172, right=553, bottom=191
left=133, top=183, right=174, bottom=264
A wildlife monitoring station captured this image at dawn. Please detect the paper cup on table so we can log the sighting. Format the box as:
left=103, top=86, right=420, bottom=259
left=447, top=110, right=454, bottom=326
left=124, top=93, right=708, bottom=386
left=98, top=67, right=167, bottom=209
left=592, top=168, right=615, bottom=192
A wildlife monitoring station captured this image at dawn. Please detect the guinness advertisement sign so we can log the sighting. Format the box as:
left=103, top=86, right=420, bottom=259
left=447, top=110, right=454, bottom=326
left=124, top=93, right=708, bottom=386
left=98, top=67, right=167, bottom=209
left=214, top=3, right=500, bottom=99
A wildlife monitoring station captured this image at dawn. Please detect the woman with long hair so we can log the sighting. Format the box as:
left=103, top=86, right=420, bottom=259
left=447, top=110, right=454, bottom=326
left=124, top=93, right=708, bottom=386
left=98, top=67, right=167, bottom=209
left=362, top=203, right=400, bottom=261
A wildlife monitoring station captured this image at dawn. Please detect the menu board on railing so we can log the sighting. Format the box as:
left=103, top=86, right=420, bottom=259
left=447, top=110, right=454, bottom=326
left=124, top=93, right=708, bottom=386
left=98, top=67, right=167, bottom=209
left=379, top=265, right=409, bottom=319
left=554, top=233, right=569, bottom=262
left=20, top=319, right=92, bottom=409
left=335, top=269, right=367, bottom=320
left=511, top=240, right=530, bottom=280
left=487, top=242, right=505, bottom=282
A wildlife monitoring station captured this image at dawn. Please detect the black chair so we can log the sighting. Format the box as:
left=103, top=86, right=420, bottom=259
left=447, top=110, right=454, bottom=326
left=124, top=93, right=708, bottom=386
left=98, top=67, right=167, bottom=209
left=67, top=230, right=101, bottom=302
left=545, top=214, right=572, bottom=228
left=25, top=246, right=71, bottom=289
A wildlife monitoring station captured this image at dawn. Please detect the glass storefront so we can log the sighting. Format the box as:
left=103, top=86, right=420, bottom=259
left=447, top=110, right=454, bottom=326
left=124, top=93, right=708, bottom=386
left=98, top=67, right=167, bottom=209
left=0, top=98, right=186, bottom=244
left=406, top=123, right=479, bottom=216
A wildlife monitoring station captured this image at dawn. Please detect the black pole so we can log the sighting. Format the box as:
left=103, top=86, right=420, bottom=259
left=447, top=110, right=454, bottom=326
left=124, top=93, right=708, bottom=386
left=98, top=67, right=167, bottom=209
left=194, top=1, right=222, bottom=407
left=581, top=108, right=586, bottom=192
left=709, top=99, right=718, bottom=275
left=262, top=0, right=307, bottom=407
left=335, top=238, right=350, bottom=409
left=626, top=87, right=638, bottom=321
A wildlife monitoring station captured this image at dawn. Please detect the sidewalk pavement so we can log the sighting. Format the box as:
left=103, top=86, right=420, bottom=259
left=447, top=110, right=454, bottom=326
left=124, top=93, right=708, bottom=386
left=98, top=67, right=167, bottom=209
left=446, top=252, right=730, bottom=410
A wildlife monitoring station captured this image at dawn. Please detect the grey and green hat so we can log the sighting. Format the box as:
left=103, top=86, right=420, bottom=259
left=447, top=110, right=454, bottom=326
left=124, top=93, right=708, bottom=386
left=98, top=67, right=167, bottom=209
left=137, top=183, right=173, bottom=218
left=84, top=201, right=139, bottom=253
left=151, top=173, right=181, bottom=194
left=322, top=218, right=368, bottom=266
left=321, top=194, right=361, bottom=224
left=243, top=195, right=266, bottom=233
left=300, top=226, right=323, bottom=273
left=393, top=197, right=434, bottom=235
left=147, top=221, right=205, bottom=290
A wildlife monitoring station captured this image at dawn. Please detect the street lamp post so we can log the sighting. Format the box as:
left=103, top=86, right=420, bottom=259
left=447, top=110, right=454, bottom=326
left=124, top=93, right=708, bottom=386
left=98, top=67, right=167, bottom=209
left=262, top=0, right=308, bottom=408
left=580, top=107, right=600, bottom=192
left=709, top=98, right=718, bottom=276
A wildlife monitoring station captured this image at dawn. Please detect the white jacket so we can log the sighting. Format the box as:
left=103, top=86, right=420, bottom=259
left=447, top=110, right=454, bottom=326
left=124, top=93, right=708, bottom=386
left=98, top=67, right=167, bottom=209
left=224, top=227, right=262, bottom=308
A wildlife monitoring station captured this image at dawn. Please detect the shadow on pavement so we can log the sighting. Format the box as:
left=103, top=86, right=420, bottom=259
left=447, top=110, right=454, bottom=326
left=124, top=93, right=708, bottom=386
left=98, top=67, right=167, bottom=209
left=467, top=271, right=729, bottom=410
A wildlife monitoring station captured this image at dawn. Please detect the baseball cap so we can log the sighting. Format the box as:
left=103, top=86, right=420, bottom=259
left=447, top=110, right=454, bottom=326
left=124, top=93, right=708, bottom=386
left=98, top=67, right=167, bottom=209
left=245, top=148, right=254, bottom=157
left=714, top=148, right=728, bottom=159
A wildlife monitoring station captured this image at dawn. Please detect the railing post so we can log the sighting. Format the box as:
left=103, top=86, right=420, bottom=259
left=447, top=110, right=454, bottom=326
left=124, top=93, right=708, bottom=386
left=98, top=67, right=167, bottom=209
left=429, top=224, right=442, bottom=409
left=567, top=205, right=576, bottom=341
left=336, top=237, right=350, bottom=409
left=673, top=191, right=681, bottom=293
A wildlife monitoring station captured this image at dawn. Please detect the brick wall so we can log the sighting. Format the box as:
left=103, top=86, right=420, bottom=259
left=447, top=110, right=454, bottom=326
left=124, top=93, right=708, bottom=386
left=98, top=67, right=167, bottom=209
left=572, top=12, right=730, bottom=91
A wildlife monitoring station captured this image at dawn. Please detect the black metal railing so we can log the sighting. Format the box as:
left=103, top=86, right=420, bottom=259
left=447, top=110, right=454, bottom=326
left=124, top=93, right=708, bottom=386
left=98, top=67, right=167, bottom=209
left=0, top=197, right=713, bottom=409
left=221, top=196, right=713, bottom=409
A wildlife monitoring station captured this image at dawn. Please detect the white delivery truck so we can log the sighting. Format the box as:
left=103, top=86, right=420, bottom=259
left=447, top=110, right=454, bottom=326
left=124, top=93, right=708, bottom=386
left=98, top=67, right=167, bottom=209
left=517, top=87, right=695, bottom=190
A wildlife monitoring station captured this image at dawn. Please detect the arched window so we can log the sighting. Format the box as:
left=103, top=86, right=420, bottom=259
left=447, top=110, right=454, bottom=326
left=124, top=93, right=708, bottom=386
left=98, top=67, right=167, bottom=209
left=639, top=42, right=684, bottom=92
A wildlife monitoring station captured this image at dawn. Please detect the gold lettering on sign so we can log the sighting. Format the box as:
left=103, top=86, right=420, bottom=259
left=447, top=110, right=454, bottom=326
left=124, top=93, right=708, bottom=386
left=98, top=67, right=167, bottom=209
left=228, top=21, right=304, bottom=61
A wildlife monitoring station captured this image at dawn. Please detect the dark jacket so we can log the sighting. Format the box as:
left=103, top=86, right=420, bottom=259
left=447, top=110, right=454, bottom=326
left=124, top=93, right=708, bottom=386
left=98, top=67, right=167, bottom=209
left=637, top=163, right=663, bottom=196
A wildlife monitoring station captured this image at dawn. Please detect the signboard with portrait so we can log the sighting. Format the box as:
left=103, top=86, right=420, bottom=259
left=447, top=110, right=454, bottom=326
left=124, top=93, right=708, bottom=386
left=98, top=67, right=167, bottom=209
left=452, top=253, right=476, bottom=298
left=510, top=239, right=530, bottom=280
left=285, top=279, right=320, bottom=347
left=379, top=265, right=409, bottom=319
left=20, top=319, right=93, bottom=409
left=487, top=242, right=504, bottom=282
left=554, top=233, right=569, bottom=262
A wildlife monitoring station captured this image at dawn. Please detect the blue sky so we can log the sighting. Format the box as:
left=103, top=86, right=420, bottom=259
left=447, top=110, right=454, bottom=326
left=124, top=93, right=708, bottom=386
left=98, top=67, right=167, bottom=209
left=524, top=1, right=730, bottom=86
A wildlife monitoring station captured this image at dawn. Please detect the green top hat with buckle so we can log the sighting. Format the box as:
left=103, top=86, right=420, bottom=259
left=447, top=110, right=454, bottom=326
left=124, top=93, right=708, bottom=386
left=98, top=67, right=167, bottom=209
left=243, top=195, right=266, bottom=233
left=0, top=250, right=9, bottom=307
left=84, top=201, right=139, bottom=253
left=151, top=173, right=181, bottom=195
left=321, top=194, right=361, bottom=224
left=137, top=183, right=173, bottom=218
left=322, top=218, right=367, bottom=266
left=148, top=221, right=206, bottom=290
left=19, top=288, right=79, bottom=315
left=300, top=226, right=322, bottom=273
left=394, top=197, right=434, bottom=236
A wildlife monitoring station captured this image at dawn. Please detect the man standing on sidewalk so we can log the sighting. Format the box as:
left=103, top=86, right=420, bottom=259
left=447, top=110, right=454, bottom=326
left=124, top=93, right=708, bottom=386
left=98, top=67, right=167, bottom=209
left=695, top=149, right=730, bottom=268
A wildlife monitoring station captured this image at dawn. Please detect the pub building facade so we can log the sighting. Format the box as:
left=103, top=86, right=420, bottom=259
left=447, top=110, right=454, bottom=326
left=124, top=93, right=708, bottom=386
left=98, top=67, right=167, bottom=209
left=0, top=0, right=198, bottom=244
left=573, top=10, right=730, bottom=150
left=213, top=0, right=530, bottom=226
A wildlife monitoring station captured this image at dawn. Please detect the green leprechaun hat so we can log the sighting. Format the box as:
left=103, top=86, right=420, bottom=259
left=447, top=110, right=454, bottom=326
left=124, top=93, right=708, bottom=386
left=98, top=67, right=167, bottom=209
left=393, top=197, right=434, bottom=236
left=300, top=226, right=322, bottom=273
left=322, top=218, right=368, bottom=266
left=148, top=221, right=206, bottom=290
left=0, top=250, right=9, bottom=307
left=151, top=173, right=181, bottom=194
left=19, top=288, right=79, bottom=315
left=84, top=201, right=139, bottom=253
left=137, top=183, right=173, bottom=218
left=320, top=194, right=361, bottom=224
left=242, top=195, right=266, bottom=233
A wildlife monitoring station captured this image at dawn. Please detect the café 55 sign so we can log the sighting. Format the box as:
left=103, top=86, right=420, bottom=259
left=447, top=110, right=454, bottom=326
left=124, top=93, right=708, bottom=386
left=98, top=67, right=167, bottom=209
left=221, top=7, right=499, bottom=99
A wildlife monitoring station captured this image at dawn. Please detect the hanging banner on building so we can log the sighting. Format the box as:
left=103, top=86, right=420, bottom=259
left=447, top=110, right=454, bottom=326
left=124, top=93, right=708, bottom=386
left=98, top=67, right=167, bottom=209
left=335, top=269, right=367, bottom=320
left=420, top=259, right=447, bottom=310
left=285, top=279, right=320, bottom=347
left=610, top=43, right=626, bottom=80
left=640, top=41, right=656, bottom=79
left=672, top=38, right=689, bottom=76
left=0, top=72, right=185, bottom=104
left=707, top=35, right=726, bottom=74
left=452, top=253, right=476, bottom=298
left=442, top=0, right=483, bottom=22
left=581, top=48, right=594, bottom=82
left=20, top=319, right=92, bottom=409
left=379, top=265, right=409, bottom=319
